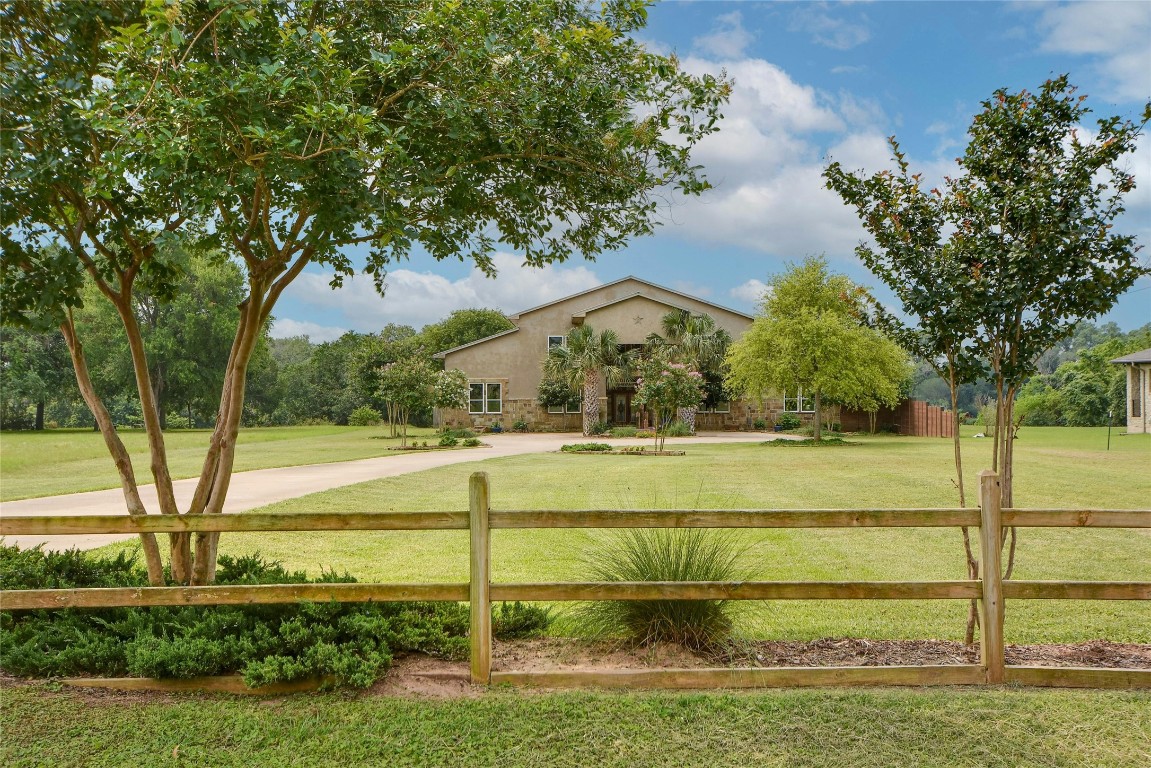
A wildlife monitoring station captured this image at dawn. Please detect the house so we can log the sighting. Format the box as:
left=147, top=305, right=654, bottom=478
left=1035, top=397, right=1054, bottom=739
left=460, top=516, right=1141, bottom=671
left=434, top=277, right=802, bottom=431
left=1110, top=347, right=1151, bottom=434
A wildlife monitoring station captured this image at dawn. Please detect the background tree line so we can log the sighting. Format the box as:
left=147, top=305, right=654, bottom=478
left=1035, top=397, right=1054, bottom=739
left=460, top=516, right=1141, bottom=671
left=0, top=251, right=512, bottom=431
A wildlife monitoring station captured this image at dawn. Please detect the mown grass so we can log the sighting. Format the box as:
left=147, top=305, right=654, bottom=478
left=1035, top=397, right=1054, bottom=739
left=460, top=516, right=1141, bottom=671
left=95, top=427, right=1151, bottom=644
left=0, top=425, right=437, bottom=501
left=2, top=685, right=1149, bottom=768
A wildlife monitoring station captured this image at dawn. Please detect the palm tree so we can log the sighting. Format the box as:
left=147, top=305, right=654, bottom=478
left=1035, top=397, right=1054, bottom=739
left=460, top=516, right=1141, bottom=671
left=542, top=325, right=629, bottom=435
left=646, top=310, right=732, bottom=432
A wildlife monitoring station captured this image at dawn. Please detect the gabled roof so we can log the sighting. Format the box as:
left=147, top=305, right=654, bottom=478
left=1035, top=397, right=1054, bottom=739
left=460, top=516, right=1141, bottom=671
left=434, top=275, right=754, bottom=358
left=432, top=327, right=519, bottom=359
left=570, top=291, right=692, bottom=325
left=1110, top=347, right=1151, bottom=364
left=506, top=275, right=754, bottom=322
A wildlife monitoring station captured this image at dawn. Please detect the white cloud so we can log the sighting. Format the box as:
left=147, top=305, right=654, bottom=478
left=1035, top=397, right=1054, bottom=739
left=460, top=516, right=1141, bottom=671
left=281, top=253, right=602, bottom=332
left=1034, top=2, right=1151, bottom=102
left=730, top=279, right=769, bottom=304
left=269, top=317, right=349, bottom=343
left=789, top=3, right=871, bottom=51
left=693, top=11, right=754, bottom=60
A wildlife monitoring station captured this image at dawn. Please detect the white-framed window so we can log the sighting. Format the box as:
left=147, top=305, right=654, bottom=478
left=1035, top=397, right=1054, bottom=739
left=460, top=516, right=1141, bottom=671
left=784, top=390, right=814, bottom=413
left=699, top=401, right=730, bottom=414
left=547, top=335, right=565, bottom=351
left=469, top=382, right=502, bottom=414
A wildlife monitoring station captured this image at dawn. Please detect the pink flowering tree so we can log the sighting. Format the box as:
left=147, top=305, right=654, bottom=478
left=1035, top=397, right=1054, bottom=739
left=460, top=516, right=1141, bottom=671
left=633, top=353, right=704, bottom=452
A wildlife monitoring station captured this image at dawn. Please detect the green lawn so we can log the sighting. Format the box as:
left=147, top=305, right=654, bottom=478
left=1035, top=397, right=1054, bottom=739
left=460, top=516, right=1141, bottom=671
left=95, top=427, right=1151, bottom=644
left=2, top=684, right=1148, bottom=768
left=0, top=425, right=437, bottom=501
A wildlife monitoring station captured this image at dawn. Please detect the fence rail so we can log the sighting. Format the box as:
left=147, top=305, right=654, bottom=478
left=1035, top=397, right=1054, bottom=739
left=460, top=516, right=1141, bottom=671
left=1, top=469, right=1148, bottom=691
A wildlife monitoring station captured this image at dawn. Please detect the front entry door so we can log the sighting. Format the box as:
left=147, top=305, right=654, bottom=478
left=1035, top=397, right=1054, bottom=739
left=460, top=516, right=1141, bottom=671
left=610, top=391, right=632, bottom=425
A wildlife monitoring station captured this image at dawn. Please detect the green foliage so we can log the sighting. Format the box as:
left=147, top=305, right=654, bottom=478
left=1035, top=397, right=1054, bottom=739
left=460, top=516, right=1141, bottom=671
left=439, top=427, right=476, bottom=439
left=752, top=418, right=768, bottom=430
left=462, top=437, right=481, bottom=448
left=418, top=310, right=515, bottom=355
left=764, top=437, right=854, bottom=447
left=662, top=420, right=693, bottom=437
left=512, top=419, right=530, bottom=433
left=378, top=358, right=469, bottom=447
left=0, top=546, right=471, bottom=688
left=776, top=413, right=802, bottom=430
left=491, top=602, right=553, bottom=640
left=560, top=443, right=613, bottom=452
left=725, top=257, right=910, bottom=441
left=647, top=309, right=734, bottom=410
left=574, top=529, right=748, bottom=649
left=589, top=420, right=613, bottom=436
left=348, top=406, right=382, bottom=427
left=609, top=426, right=639, bottom=438
left=438, top=435, right=459, bottom=447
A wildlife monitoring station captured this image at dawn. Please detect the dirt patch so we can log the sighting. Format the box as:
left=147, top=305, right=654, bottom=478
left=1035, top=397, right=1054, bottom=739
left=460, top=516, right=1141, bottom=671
left=6, top=640, right=1147, bottom=703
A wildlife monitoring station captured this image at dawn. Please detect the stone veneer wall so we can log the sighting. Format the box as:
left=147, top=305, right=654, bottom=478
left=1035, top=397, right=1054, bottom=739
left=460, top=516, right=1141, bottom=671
left=440, top=398, right=840, bottom=432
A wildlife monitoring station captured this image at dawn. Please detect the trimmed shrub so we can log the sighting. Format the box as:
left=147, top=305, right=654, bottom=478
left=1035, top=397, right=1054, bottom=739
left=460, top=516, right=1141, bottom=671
left=439, top=428, right=476, bottom=439
left=573, top=529, right=748, bottom=650
left=438, top=435, right=459, bottom=447
left=492, top=602, right=552, bottom=639
left=560, top=443, right=613, bottom=452
left=462, top=437, right=481, bottom=447
left=752, top=418, right=768, bottom=430
left=0, top=546, right=474, bottom=689
left=776, top=412, right=802, bottom=430
left=512, top=419, right=530, bottom=432
left=348, top=406, right=382, bottom=426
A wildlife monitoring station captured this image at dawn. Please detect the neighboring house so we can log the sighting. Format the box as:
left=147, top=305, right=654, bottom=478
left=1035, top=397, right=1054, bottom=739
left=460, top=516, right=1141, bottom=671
left=435, top=277, right=813, bottom=431
left=1110, top=347, right=1151, bottom=434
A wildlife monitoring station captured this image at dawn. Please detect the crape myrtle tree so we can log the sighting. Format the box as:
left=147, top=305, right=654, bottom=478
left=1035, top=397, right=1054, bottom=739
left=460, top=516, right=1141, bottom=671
left=377, top=356, right=468, bottom=448
left=825, top=142, right=986, bottom=643
left=724, top=257, right=909, bottom=442
left=645, top=310, right=732, bottom=433
left=0, top=0, right=729, bottom=585
left=824, top=76, right=1148, bottom=613
left=632, top=350, right=705, bottom=452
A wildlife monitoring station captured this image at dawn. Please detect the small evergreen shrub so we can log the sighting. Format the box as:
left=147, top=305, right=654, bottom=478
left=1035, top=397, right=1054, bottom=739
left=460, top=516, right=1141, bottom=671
left=752, top=418, right=768, bottom=430
left=589, top=420, right=612, bottom=435
left=512, top=419, right=530, bottom=432
left=438, top=435, right=459, bottom=447
left=348, top=406, right=382, bottom=426
left=573, top=529, right=749, bottom=650
left=164, top=414, right=194, bottom=430
left=492, top=602, right=552, bottom=639
left=662, top=421, right=692, bottom=437
left=440, top=427, right=476, bottom=439
left=462, top=437, right=481, bottom=447
left=609, top=426, right=638, bottom=438
left=0, top=546, right=471, bottom=689
left=776, top=413, right=802, bottom=430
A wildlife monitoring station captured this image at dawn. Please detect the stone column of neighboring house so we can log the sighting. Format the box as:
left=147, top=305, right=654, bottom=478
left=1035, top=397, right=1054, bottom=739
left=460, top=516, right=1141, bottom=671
left=1111, top=349, right=1151, bottom=435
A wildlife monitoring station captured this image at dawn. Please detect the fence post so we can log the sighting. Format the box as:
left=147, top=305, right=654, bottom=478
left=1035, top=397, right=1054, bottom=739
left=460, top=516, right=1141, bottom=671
left=469, top=471, right=492, bottom=684
left=978, top=470, right=1005, bottom=683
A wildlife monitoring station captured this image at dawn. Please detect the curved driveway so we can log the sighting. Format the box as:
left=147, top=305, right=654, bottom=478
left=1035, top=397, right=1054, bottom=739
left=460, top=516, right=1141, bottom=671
left=1, top=431, right=782, bottom=551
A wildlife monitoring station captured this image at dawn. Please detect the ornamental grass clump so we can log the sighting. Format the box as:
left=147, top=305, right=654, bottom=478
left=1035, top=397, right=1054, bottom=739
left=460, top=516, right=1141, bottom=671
left=575, top=528, right=749, bottom=650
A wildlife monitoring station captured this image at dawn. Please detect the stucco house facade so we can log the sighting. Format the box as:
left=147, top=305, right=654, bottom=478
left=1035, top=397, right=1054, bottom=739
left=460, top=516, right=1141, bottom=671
left=435, top=277, right=805, bottom=431
left=1110, top=347, right=1151, bottom=434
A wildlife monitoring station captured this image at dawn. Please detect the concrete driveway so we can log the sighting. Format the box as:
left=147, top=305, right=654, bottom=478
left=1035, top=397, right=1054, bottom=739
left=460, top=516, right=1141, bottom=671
left=2, top=431, right=783, bottom=551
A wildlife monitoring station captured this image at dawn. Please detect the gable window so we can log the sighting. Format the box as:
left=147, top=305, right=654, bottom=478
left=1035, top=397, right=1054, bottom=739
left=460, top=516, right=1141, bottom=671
left=547, top=335, right=565, bottom=351
left=469, top=382, right=502, bottom=414
left=783, top=389, right=814, bottom=413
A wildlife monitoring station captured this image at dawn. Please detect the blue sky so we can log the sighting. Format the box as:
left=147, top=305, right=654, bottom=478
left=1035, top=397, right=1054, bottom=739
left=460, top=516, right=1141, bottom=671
left=273, top=1, right=1151, bottom=341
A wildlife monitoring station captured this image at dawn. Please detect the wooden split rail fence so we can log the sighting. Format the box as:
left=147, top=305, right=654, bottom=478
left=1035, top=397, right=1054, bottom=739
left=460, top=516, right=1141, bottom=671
left=1, top=470, right=1148, bottom=690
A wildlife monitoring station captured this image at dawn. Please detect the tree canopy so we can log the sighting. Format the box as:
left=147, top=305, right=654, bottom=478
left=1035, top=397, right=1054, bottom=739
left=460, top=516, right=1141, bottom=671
left=0, top=0, right=728, bottom=585
left=724, top=257, right=909, bottom=441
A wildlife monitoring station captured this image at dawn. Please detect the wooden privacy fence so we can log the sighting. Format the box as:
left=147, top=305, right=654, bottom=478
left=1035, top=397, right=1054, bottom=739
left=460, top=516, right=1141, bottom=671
left=2, top=469, right=1149, bottom=691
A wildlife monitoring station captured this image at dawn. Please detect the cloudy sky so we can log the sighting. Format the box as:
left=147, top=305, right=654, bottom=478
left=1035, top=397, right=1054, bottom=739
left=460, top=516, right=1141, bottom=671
left=272, top=1, right=1151, bottom=342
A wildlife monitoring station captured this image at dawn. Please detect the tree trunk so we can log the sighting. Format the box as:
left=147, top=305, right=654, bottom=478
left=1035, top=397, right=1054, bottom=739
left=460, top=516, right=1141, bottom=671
left=582, top=369, right=600, bottom=436
left=59, top=316, right=165, bottom=585
left=677, top=405, right=697, bottom=434
left=812, top=391, right=822, bottom=441
left=35, top=399, right=45, bottom=431
left=947, top=360, right=979, bottom=646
